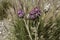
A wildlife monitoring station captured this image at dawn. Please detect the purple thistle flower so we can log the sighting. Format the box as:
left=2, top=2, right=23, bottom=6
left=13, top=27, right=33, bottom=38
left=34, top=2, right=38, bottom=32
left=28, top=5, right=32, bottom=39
left=18, top=10, right=24, bottom=18
left=29, top=7, right=41, bottom=20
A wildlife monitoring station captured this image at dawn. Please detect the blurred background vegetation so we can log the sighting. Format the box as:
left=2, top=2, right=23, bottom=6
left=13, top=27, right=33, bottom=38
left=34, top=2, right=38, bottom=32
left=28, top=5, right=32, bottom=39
left=0, top=0, right=12, bottom=20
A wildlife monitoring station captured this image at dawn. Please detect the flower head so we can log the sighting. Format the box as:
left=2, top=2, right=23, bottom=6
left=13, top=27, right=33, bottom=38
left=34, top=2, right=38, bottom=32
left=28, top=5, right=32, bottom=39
left=29, top=7, right=41, bottom=20
left=18, top=10, right=24, bottom=18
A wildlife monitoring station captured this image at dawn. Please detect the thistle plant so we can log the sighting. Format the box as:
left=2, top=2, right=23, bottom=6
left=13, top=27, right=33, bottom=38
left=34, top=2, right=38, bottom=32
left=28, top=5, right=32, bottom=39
left=0, top=0, right=60, bottom=40
left=13, top=0, right=60, bottom=40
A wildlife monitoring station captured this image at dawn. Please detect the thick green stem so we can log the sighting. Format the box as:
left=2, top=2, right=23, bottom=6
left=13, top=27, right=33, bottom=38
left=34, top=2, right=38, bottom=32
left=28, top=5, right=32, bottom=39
left=23, top=19, right=33, bottom=40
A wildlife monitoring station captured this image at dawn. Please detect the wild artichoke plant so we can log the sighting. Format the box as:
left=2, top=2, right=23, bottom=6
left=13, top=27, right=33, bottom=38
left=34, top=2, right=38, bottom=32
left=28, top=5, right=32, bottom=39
left=17, top=7, right=41, bottom=40
left=14, top=0, right=60, bottom=40
left=15, top=0, right=60, bottom=40
left=0, top=0, right=60, bottom=40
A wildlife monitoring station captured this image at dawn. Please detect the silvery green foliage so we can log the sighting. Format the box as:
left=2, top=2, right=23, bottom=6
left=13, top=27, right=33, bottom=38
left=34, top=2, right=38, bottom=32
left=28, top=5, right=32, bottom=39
left=43, top=3, right=51, bottom=13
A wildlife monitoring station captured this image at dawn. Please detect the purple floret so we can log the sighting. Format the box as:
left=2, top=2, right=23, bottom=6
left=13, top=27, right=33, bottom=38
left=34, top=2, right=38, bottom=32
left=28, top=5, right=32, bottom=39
left=18, top=13, right=24, bottom=17
left=34, top=7, right=41, bottom=16
left=30, top=10, right=36, bottom=15
left=34, top=7, right=40, bottom=12
left=29, top=14, right=36, bottom=20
